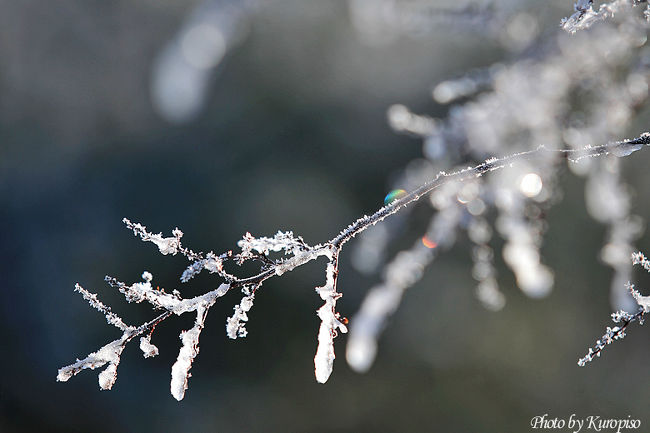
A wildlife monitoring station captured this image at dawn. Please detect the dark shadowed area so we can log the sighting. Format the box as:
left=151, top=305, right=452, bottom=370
left=2, top=1, right=650, bottom=432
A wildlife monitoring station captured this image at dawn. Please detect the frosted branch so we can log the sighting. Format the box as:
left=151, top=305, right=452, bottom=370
left=226, top=291, right=256, bottom=339
left=332, top=133, right=650, bottom=249
left=181, top=251, right=230, bottom=283
left=74, top=283, right=133, bottom=332
left=60, top=133, right=650, bottom=398
left=123, top=218, right=185, bottom=256
left=578, top=251, right=650, bottom=365
left=577, top=306, right=645, bottom=366
left=57, top=310, right=172, bottom=388
left=58, top=276, right=229, bottom=398
left=632, top=251, right=650, bottom=272
left=238, top=231, right=307, bottom=260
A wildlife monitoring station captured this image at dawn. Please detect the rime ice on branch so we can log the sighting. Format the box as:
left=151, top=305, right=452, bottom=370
left=58, top=221, right=339, bottom=399
left=578, top=252, right=650, bottom=366
left=58, top=133, right=650, bottom=399
left=57, top=268, right=230, bottom=400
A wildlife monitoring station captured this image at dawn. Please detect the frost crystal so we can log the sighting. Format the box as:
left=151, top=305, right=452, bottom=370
left=629, top=287, right=650, bottom=312
left=140, top=335, right=159, bottom=358
left=73, top=283, right=133, bottom=332
left=238, top=230, right=306, bottom=259
left=632, top=251, right=650, bottom=271
left=226, top=293, right=255, bottom=339
left=124, top=218, right=183, bottom=256
left=182, top=253, right=228, bottom=283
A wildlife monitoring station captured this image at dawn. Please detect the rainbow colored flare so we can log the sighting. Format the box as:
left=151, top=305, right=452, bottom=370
left=384, top=189, right=407, bottom=206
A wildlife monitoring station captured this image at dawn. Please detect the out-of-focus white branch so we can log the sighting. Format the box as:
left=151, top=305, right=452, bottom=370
left=561, top=0, right=648, bottom=34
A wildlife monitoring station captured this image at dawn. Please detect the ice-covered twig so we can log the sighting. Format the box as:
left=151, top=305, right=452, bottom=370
left=577, top=305, right=645, bottom=366
left=57, top=309, right=172, bottom=388
left=632, top=251, right=650, bottom=272
left=58, top=275, right=230, bottom=398
left=578, top=251, right=650, bottom=365
left=332, top=133, right=650, bottom=249
left=73, top=283, right=133, bottom=332
left=124, top=218, right=237, bottom=283
left=123, top=218, right=185, bottom=256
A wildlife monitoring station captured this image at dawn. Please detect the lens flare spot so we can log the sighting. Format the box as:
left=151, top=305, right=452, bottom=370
left=520, top=173, right=543, bottom=198
left=384, top=189, right=407, bottom=205
left=422, top=236, right=438, bottom=249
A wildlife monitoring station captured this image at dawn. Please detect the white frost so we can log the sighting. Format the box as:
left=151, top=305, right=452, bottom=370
left=74, top=283, right=133, bottom=332
left=98, top=363, right=119, bottom=390
left=123, top=218, right=183, bottom=255
left=238, top=231, right=303, bottom=256
left=170, top=307, right=208, bottom=401
left=140, top=335, right=159, bottom=358
left=57, top=337, right=126, bottom=390
left=313, top=261, right=348, bottom=384
left=226, top=293, right=255, bottom=339
left=111, top=276, right=229, bottom=316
